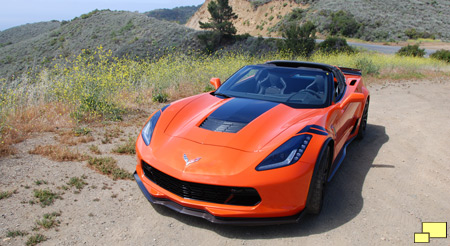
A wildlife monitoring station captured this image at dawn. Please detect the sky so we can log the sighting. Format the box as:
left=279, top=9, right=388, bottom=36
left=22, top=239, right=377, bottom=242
left=0, top=0, right=205, bottom=31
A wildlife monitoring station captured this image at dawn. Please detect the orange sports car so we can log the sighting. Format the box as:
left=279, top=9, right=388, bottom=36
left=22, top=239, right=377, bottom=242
left=134, top=61, right=370, bottom=225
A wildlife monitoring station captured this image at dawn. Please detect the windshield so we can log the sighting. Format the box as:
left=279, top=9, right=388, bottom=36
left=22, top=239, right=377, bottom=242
left=215, top=65, right=331, bottom=108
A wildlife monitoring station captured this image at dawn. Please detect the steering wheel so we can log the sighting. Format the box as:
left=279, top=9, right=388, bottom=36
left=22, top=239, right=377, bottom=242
left=299, top=89, right=321, bottom=99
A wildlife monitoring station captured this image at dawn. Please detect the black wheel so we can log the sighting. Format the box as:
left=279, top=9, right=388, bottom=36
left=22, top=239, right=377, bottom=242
left=357, top=99, right=369, bottom=140
left=306, top=146, right=330, bottom=215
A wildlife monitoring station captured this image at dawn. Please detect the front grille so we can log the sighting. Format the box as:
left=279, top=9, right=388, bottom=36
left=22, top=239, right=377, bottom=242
left=141, top=161, right=261, bottom=206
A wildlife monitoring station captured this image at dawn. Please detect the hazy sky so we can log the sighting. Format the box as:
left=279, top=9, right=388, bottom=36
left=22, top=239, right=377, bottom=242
left=0, top=0, right=205, bottom=31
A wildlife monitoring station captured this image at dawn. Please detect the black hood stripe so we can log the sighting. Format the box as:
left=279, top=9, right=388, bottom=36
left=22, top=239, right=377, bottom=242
left=200, top=98, right=279, bottom=133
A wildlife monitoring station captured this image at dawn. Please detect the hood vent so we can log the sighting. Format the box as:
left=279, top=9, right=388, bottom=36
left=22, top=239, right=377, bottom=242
left=199, top=117, right=247, bottom=133
left=199, top=98, right=279, bottom=133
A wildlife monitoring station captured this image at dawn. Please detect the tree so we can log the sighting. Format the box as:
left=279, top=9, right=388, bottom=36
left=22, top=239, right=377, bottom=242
left=279, top=21, right=316, bottom=57
left=199, top=0, right=238, bottom=38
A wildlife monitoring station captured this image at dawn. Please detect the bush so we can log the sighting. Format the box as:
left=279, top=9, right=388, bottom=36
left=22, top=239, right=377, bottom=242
left=81, top=9, right=100, bottom=19
left=325, top=10, right=361, bottom=37
left=396, top=44, right=425, bottom=57
left=355, top=57, right=379, bottom=76
left=404, top=28, right=435, bottom=40
left=279, top=21, right=316, bottom=57
left=318, top=36, right=355, bottom=54
left=197, top=31, right=223, bottom=53
left=430, top=49, right=450, bottom=63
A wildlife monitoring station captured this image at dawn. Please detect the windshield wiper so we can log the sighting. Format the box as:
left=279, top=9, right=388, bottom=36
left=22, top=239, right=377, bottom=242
left=213, top=92, right=231, bottom=98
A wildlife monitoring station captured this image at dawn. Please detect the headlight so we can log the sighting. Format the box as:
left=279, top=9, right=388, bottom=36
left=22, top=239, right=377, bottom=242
left=141, top=111, right=161, bottom=146
left=256, top=134, right=312, bottom=171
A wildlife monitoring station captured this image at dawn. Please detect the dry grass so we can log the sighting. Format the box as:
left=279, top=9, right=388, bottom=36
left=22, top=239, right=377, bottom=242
left=29, top=145, right=89, bottom=162
left=1, top=103, right=75, bottom=158
left=112, top=137, right=136, bottom=155
left=101, top=126, right=124, bottom=144
left=32, top=189, right=62, bottom=207
left=89, top=145, right=101, bottom=154
left=57, top=132, right=95, bottom=146
left=6, top=103, right=75, bottom=133
left=0, top=189, right=17, bottom=200
left=26, top=234, right=47, bottom=246
left=87, top=157, right=133, bottom=180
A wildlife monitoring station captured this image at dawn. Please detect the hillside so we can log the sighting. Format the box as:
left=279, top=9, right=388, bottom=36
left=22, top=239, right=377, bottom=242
left=0, top=21, right=60, bottom=47
left=145, top=5, right=201, bottom=24
left=186, top=0, right=307, bottom=37
left=0, top=10, right=201, bottom=79
left=186, top=0, right=450, bottom=41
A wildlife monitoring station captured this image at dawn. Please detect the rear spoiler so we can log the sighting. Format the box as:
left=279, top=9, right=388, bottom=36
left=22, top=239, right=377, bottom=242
left=339, top=67, right=362, bottom=76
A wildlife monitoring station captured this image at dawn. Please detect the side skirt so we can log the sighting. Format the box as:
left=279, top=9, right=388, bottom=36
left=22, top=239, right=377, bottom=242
left=327, top=136, right=355, bottom=182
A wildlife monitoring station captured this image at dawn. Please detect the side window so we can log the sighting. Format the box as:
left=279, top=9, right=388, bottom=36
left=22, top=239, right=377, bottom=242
left=332, top=70, right=346, bottom=102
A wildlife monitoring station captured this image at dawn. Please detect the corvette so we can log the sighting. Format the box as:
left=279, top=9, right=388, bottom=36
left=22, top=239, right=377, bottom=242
left=134, top=60, right=370, bottom=225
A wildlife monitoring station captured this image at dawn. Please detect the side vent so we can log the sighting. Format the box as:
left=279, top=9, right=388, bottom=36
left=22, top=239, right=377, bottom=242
left=350, top=80, right=357, bottom=86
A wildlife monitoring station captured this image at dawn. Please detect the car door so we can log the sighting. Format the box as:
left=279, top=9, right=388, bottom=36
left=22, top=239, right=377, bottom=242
left=328, top=70, right=358, bottom=162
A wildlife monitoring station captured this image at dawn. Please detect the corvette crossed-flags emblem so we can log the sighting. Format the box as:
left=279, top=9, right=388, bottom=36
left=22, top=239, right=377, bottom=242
left=183, top=154, right=201, bottom=166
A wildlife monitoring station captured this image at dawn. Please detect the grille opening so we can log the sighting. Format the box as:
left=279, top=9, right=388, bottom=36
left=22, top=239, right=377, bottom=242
left=141, top=161, right=261, bottom=206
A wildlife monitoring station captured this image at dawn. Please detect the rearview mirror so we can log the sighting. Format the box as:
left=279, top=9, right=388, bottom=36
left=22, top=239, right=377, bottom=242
left=339, top=93, right=365, bottom=109
left=210, top=78, right=221, bottom=90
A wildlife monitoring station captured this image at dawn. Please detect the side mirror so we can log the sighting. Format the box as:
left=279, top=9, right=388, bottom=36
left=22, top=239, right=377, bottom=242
left=210, top=78, right=221, bottom=90
left=339, top=93, right=365, bottom=109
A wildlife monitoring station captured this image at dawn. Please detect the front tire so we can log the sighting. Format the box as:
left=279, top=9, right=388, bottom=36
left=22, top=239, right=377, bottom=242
left=306, top=146, right=330, bottom=214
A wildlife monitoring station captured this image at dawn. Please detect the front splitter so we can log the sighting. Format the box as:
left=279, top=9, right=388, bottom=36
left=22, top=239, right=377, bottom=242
left=134, top=172, right=305, bottom=226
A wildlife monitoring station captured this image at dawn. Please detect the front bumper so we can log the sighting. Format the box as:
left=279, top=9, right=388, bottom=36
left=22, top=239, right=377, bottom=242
left=134, top=172, right=305, bottom=225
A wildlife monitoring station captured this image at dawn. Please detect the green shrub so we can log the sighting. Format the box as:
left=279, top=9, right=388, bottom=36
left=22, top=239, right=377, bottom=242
left=318, top=36, right=355, bottom=54
left=112, top=137, right=136, bottom=155
left=81, top=9, right=100, bottom=19
left=355, top=57, right=380, bottom=76
left=197, top=31, right=222, bottom=53
left=87, top=157, right=133, bottom=180
left=396, top=44, right=425, bottom=57
left=279, top=21, right=316, bottom=57
left=152, top=90, right=168, bottom=103
left=404, top=28, right=435, bottom=40
left=325, top=10, right=361, bottom=37
left=430, top=49, right=450, bottom=63
left=6, top=230, right=29, bottom=238
left=33, top=189, right=62, bottom=207
left=119, top=20, right=134, bottom=35
left=26, top=234, right=47, bottom=246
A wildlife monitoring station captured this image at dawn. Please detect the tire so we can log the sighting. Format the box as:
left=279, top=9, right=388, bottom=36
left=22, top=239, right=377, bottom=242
left=306, top=146, right=330, bottom=215
left=357, top=99, right=369, bottom=140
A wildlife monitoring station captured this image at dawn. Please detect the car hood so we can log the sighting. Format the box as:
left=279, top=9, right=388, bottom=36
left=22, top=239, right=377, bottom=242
left=162, top=94, right=320, bottom=152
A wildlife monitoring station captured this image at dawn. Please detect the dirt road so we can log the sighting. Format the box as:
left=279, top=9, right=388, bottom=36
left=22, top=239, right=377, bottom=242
left=1, top=78, right=449, bottom=245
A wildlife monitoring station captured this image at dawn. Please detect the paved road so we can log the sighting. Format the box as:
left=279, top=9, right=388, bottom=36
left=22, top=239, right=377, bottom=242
left=271, top=37, right=438, bottom=56
left=345, top=41, right=437, bottom=56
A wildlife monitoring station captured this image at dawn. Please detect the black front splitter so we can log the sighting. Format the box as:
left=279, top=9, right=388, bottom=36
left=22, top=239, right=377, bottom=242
left=134, top=172, right=305, bottom=226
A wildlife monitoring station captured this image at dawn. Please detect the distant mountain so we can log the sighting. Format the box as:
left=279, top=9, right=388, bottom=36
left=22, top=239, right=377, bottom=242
left=0, top=10, right=201, bottom=79
left=145, top=5, right=201, bottom=24
left=187, top=0, right=450, bottom=41
left=0, top=21, right=60, bottom=47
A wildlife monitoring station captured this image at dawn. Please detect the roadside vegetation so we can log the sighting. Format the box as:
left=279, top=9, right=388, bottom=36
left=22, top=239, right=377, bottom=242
left=87, top=157, right=133, bottom=180
left=1, top=48, right=448, bottom=158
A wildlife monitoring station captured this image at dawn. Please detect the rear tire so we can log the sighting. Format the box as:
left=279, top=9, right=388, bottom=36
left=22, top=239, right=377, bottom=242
left=357, top=99, right=369, bottom=140
left=306, top=146, right=330, bottom=215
